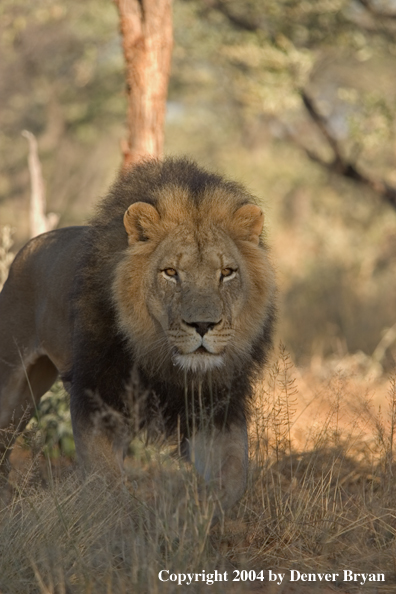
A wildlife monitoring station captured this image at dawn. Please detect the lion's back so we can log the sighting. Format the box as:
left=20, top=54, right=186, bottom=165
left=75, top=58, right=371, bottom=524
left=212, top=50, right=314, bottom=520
left=0, top=226, right=89, bottom=374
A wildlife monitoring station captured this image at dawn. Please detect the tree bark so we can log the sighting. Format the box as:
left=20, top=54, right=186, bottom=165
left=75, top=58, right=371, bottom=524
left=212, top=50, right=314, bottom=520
left=114, top=0, right=173, bottom=168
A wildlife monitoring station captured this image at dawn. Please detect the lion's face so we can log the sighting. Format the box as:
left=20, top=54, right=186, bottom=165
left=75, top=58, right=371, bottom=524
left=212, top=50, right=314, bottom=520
left=147, top=224, right=248, bottom=373
left=112, top=186, right=275, bottom=380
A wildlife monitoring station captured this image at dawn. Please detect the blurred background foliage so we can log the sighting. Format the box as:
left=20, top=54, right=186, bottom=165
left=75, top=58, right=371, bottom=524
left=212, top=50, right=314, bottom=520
left=1, top=0, right=396, bottom=369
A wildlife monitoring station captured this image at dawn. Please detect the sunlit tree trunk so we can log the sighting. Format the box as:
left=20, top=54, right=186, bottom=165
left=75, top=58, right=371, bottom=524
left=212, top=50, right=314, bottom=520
left=114, top=0, right=173, bottom=168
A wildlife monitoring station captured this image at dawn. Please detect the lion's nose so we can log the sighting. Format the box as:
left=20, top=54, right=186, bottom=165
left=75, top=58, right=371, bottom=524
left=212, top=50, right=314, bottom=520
left=184, top=321, right=220, bottom=337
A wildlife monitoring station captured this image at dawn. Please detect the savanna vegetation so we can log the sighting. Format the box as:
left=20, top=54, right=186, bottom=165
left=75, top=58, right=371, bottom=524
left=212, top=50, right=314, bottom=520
left=1, top=0, right=396, bottom=592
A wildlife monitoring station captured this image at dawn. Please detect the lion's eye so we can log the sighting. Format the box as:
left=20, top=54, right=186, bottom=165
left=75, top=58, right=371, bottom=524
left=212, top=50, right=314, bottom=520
left=163, top=268, right=178, bottom=278
left=221, top=267, right=236, bottom=281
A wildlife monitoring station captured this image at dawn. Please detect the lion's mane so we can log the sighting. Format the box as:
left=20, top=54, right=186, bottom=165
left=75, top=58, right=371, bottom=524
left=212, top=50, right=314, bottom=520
left=67, top=158, right=277, bottom=441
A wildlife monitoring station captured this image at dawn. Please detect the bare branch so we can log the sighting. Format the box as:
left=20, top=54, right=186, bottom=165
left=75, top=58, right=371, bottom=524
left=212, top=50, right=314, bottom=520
left=357, top=0, right=396, bottom=21
left=295, top=93, right=396, bottom=210
left=197, top=0, right=396, bottom=209
left=200, top=0, right=259, bottom=31
left=22, top=131, right=59, bottom=238
left=301, top=92, right=344, bottom=167
left=194, top=0, right=264, bottom=33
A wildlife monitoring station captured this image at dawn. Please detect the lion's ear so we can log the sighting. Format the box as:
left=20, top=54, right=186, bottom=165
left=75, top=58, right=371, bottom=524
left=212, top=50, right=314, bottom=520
left=232, top=204, right=264, bottom=245
left=124, top=202, right=160, bottom=244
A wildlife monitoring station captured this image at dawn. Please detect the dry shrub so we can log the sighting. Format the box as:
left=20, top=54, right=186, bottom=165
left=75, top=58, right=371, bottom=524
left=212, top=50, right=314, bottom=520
left=216, top=348, right=396, bottom=582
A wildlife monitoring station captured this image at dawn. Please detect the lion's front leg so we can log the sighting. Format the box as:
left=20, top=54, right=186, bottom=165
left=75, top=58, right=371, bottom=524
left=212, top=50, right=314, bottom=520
left=71, top=397, right=131, bottom=479
left=188, top=421, right=248, bottom=520
left=73, top=425, right=127, bottom=478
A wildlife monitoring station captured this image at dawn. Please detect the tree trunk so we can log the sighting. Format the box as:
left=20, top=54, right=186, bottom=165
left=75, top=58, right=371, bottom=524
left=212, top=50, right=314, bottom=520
left=114, top=0, right=173, bottom=168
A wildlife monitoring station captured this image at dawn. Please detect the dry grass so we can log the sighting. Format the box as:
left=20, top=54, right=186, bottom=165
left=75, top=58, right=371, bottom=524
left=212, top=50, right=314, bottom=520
left=0, top=348, right=395, bottom=593
left=1, top=449, right=223, bottom=593
left=242, top=351, right=396, bottom=578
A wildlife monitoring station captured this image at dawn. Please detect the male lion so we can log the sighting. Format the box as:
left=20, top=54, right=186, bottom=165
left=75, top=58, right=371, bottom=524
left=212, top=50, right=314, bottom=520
left=0, top=158, right=276, bottom=515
